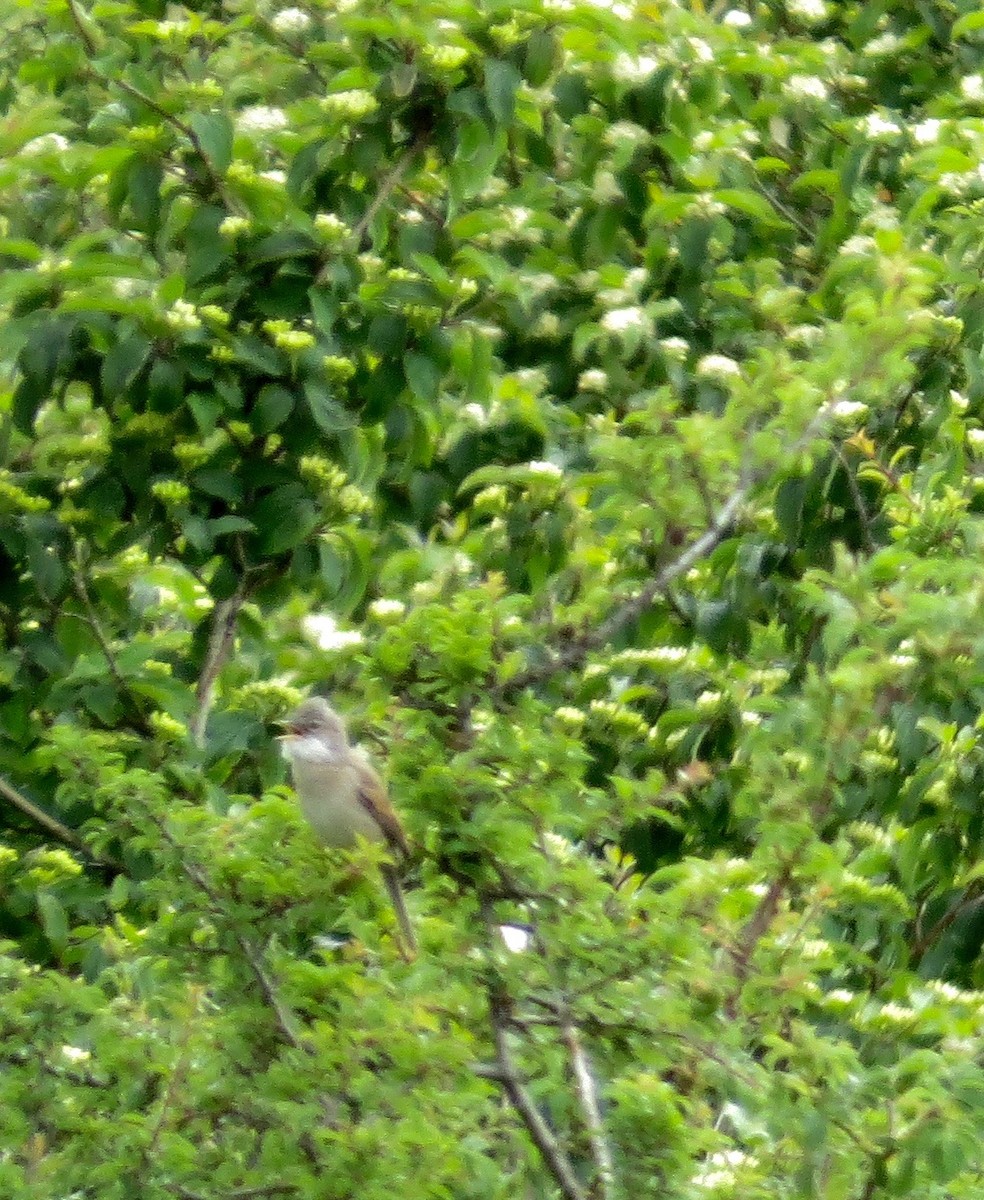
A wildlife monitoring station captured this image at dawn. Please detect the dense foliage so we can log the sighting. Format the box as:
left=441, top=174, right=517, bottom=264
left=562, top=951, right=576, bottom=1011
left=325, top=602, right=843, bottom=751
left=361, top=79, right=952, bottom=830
left=5, top=0, right=984, bottom=1195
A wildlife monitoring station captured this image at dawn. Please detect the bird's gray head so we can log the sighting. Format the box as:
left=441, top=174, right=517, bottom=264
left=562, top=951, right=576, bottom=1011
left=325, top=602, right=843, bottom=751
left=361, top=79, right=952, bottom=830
left=282, top=697, right=349, bottom=752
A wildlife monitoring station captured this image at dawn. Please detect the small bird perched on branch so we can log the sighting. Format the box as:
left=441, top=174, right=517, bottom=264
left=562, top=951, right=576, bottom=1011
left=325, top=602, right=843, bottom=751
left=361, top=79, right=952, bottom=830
left=279, top=697, right=417, bottom=960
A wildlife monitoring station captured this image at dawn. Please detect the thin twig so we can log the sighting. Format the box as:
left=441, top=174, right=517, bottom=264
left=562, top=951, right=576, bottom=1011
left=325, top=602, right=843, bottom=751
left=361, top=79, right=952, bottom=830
left=503, top=482, right=748, bottom=696
left=65, top=0, right=98, bottom=54
left=0, top=773, right=87, bottom=852
left=153, top=817, right=304, bottom=1050
left=486, top=984, right=588, bottom=1200
left=724, top=859, right=795, bottom=1019
left=834, top=445, right=876, bottom=554
left=561, top=1017, right=617, bottom=1200
left=911, top=884, right=984, bottom=960
left=503, top=405, right=837, bottom=697
left=70, top=552, right=133, bottom=703
left=87, top=74, right=242, bottom=212
left=326, top=130, right=428, bottom=269
left=191, top=586, right=246, bottom=748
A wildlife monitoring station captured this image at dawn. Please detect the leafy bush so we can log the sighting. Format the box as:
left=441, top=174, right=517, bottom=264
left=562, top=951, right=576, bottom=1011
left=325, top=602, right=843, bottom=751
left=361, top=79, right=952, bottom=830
left=4, top=0, right=984, bottom=1196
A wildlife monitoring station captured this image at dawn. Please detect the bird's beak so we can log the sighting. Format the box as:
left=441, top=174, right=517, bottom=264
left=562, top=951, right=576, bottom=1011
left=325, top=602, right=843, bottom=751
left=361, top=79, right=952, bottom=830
left=275, top=717, right=297, bottom=740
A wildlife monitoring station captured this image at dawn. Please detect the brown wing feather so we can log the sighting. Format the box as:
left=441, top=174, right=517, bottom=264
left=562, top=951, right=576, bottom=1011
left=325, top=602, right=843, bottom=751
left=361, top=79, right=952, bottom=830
left=354, top=759, right=411, bottom=859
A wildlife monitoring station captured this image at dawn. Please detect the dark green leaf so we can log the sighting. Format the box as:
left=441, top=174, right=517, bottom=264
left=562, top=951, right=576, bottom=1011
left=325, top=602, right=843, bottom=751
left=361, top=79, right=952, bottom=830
left=188, top=111, right=234, bottom=173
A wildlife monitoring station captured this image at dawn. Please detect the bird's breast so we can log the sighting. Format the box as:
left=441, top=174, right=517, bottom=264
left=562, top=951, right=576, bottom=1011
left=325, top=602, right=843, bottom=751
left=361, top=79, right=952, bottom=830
left=285, top=745, right=384, bottom=849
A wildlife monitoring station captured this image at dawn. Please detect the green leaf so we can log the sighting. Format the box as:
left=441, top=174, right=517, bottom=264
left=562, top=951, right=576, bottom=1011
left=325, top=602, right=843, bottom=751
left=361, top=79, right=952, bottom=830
left=404, top=352, right=441, bottom=402
left=13, top=318, right=72, bottom=434
left=953, top=10, right=984, bottom=38
left=37, top=892, right=69, bottom=950
left=304, top=382, right=351, bottom=432
left=524, top=29, right=558, bottom=87
left=101, top=330, right=151, bottom=398
left=188, top=111, right=234, bottom=172
left=252, top=384, right=295, bottom=434
left=251, top=485, right=319, bottom=556
left=484, top=59, right=521, bottom=127
left=713, top=188, right=789, bottom=227
left=127, top=158, right=163, bottom=232
left=147, top=358, right=184, bottom=412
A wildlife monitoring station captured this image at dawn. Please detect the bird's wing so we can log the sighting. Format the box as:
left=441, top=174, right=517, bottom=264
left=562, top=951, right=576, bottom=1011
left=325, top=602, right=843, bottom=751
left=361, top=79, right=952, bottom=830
left=354, top=760, right=411, bottom=859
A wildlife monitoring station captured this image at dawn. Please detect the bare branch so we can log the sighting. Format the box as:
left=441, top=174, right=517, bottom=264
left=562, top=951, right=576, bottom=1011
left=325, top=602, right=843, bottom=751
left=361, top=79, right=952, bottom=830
left=70, top=550, right=141, bottom=715
left=0, top=773, right=88, bottom=853
left=316, top=131, right=428, bottom=280
left=502, top=404, right=837, bottom=697
left=503, top=482, right=748, bottom=696
left=834, top=445, right=876, bottom=554
left=561, top=1017, right=617, bottom=1200
left=191, top=587, right=246, bottom=748
left=486, top=984, right=589, bottom=1200
left=724, top=859, right=795, bottom=1019
left=64, top=0, right=98, bottom=55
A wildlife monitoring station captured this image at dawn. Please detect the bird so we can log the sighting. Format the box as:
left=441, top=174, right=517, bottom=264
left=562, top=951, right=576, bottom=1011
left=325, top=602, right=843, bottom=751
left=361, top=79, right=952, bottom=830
left=278, top=696, right=417, bottom=960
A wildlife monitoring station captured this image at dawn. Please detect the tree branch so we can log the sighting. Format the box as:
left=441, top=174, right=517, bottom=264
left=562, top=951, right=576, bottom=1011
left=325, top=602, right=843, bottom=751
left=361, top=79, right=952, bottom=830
left=0, top=773, right=88, bottom=853
left=191, top=586, right=246, bottom=748
left=486, top=983, right=589, bottom=1200
left=503, top=482, right=749, bottom=696
left=502, top=404, right=838, bottom=698
left=561, top=1016, right=616, bottom=1200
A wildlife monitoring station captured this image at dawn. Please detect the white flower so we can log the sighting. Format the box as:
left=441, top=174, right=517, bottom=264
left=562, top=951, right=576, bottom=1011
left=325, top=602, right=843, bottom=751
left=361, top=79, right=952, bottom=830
left=967, top=428, right=984, bottom=451
left=155, top=19, right=189, bottom=36
left=21, top=133, right=69, bottom=155
left=787, top=0, right=827, bottom=21
left=556, top=706, right=587, bottom=726
left=61, top=1045, right=92, bottom=1063
left=425, top=44, right=470, bottom=71
left=578, top=369, right=608, bottom=392
left=314, top=212, right=349, bottom=240
left=723, top=9, right=752, bottom=27
left=688, top=38, right=713, bottom=63
left=237, top=106, right=289, bottom=135
left=528, top=460, right=562, bottom=478
left=368, top=598, right=406, bottom=618
left=879, top=1002, right=916, bottom=1024
left=613, top=53, right=660, bottom=84
left=219, top=215, right=251, bottom=237
left=786, top=75, right=828, bottom=101
left=499, top=925, right=531, bottom=952
left=259, top=169, right=287, bottom=184
left=303, top=614, right=363, bottom=651
left=601, top=306, right=650, bottom=334
left=828, top=398, right=868, bottom=422
left=839, top=234, right=875, bottom=256
left=865, top=32, right=901, bottom=55
left=505, top=206, right=533, bottom=231
left=271, top=6, right=311, bottom=34
left=692, top=1150, right=758, bottom=1189
left=696, top=353, right=741, bottom=380
left=962, top=74, right=984, bottom=101
left=862, top=112, right=901, bottom=139
left=604, top=120, right=649, bottom=148
left=826, top=988, right=855, bottom=1005
left=659, top=336, right=689, bottom=360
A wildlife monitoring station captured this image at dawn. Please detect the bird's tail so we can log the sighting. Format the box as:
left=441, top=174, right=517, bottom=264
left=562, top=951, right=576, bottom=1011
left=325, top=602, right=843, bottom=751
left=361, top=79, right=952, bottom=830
left=380, top=863, right=417, bottom=962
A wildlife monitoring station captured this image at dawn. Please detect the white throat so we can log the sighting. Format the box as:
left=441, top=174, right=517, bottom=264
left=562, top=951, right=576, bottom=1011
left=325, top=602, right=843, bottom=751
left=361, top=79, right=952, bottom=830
left=281, top=733, right=342, bottom=765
